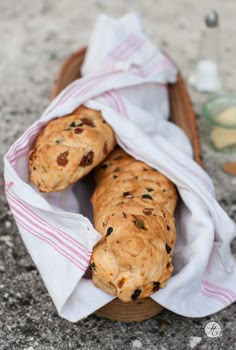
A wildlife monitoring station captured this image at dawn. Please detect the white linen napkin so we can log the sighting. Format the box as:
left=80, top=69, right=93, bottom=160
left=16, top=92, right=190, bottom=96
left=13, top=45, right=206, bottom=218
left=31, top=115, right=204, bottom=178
left=4, top=13, right=236, bottom=322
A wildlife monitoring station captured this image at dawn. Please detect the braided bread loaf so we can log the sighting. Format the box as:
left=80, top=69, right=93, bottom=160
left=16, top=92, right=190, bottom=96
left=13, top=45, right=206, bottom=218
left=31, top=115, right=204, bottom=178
left=90, top=147, right=177, bottom=302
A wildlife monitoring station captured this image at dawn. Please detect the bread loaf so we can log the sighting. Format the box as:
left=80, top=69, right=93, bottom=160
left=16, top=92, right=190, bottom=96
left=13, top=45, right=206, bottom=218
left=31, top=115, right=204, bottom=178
left=90, top=147, right=177, bottom=302
left=29, top=106, right=116, bottom=192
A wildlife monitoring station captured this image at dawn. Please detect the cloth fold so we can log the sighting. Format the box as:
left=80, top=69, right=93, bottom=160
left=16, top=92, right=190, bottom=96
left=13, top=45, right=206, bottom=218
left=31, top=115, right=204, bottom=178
left=4, top=13, right=236, bottom=322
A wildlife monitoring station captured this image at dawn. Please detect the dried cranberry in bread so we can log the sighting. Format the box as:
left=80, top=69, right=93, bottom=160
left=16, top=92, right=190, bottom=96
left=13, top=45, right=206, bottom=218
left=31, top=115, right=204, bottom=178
left=29, top=106, right=116, bottom=192
left=90, top=147, right=177, bottom=302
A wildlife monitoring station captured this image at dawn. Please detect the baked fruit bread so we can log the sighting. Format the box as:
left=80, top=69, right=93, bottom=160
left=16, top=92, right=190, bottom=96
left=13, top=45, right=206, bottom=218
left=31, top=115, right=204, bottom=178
left=29, top=106, right=116, bottom=192
left=90, top=147, right=177, bottom=302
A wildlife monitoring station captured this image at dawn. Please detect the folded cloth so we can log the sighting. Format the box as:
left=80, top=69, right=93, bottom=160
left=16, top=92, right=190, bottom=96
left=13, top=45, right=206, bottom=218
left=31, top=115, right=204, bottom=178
left=4, top=13, right=236, bottom=322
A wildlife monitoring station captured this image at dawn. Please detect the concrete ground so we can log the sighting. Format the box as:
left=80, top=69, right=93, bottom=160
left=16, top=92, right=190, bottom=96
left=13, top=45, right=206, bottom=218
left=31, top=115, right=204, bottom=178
left=0, top=1, right=235, bottom=349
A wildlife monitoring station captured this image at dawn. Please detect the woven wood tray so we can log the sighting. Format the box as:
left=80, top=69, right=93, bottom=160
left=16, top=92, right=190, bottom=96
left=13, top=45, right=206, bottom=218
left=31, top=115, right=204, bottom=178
left=51, top=47, right=202, bottom=322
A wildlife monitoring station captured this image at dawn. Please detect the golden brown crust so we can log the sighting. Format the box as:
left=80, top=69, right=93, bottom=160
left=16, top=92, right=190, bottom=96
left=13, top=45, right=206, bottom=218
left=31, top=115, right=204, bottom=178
left=29, top=106, right=116, bottom=192
left=91, top=147, right=177, bottom=302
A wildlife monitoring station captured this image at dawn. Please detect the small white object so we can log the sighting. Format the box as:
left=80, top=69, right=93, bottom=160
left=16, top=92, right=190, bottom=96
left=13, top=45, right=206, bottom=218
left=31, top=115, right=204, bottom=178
left=189, top=336, right=202, bottom=349
left=4, top=220, right=12, bottom=228
left=194, top=60, right=221, bottom=92
left=132, top=340, right=142, bottom=348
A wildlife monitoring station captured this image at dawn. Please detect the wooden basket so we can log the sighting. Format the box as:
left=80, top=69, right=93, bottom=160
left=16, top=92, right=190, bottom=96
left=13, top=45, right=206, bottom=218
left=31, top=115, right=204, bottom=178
left=51, top=47, right=202, bottom=322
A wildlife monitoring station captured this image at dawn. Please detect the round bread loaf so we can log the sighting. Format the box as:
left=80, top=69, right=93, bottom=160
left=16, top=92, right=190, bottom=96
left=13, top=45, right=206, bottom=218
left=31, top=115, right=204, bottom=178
left=29, top=106, right=116, bottom=192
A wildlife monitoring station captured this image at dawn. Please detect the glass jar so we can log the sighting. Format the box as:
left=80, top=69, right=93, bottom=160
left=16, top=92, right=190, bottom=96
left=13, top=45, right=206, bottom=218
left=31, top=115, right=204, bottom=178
left=201, top=94, right=236, bottom=151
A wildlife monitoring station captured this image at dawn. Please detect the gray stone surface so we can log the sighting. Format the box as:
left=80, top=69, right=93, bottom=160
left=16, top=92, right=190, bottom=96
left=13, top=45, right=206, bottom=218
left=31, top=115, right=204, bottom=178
left=0, top=1, right=235, bottom=349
